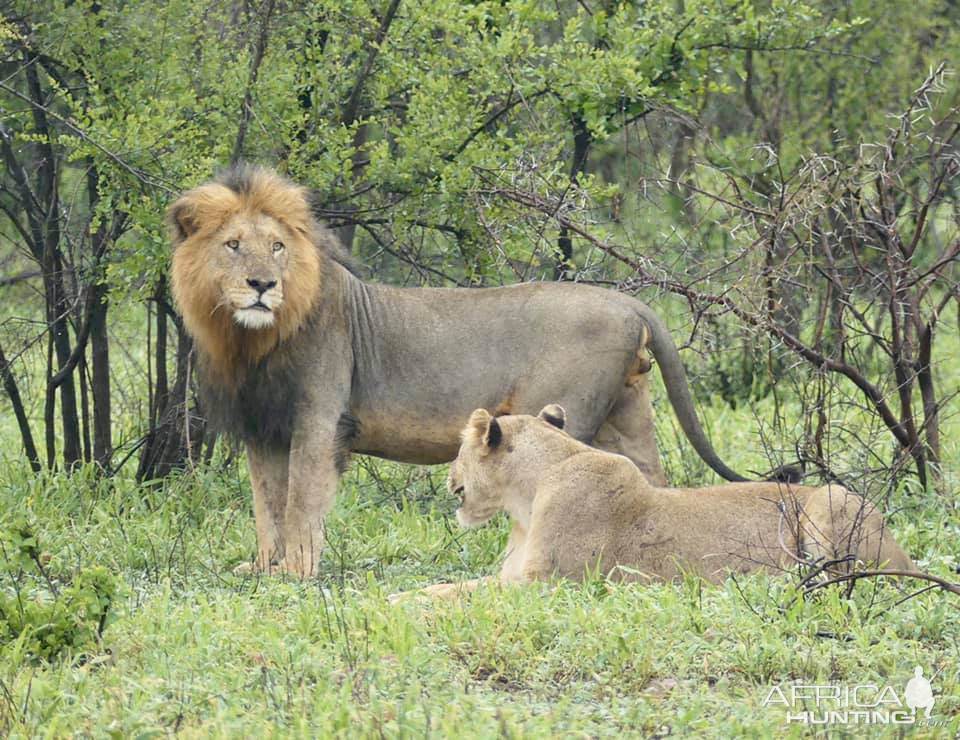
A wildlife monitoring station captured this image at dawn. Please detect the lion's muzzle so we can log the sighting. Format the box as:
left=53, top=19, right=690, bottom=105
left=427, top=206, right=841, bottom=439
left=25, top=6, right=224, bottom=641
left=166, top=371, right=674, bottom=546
left=231, top=279, right=284, bottom=330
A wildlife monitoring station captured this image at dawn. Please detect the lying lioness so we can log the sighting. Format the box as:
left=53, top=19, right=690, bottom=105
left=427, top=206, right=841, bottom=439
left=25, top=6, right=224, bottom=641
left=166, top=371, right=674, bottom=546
left=394, top=406, right=914, bottom=600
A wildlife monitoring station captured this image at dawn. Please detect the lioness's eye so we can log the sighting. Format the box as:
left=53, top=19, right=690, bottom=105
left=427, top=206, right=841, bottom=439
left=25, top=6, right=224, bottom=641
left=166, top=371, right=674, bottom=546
left=225, top=239, right=240, bottom=251
left=272, top=241, right=285, bottom=253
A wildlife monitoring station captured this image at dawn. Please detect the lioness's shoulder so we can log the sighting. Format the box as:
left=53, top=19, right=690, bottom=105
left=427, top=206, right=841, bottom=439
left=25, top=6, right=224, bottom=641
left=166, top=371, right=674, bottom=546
left=537, top=449, right=644, bottom=494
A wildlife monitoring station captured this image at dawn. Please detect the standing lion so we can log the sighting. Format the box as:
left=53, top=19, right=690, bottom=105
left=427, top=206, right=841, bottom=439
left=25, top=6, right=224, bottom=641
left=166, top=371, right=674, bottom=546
left=169, top=165, right=749, bottom=577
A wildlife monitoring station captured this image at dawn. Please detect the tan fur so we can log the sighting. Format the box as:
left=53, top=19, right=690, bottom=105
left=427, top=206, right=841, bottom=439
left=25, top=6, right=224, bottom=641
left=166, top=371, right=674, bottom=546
left=169, top=167, right=753, bottom=577
left=393, top=407, right=914, bottom=600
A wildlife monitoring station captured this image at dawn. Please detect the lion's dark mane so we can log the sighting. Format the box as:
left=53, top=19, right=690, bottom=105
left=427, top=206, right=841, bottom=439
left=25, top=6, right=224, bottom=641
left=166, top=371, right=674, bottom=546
left=197, top=315, right=358, bottom=472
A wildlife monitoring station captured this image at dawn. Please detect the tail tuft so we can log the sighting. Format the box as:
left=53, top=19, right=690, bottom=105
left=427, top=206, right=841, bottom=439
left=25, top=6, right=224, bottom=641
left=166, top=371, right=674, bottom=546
left=767, top=464, right=803, bottom=484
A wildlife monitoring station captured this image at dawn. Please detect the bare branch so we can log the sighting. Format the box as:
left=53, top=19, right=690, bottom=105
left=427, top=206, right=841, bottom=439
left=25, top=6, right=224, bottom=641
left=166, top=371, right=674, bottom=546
left=803, top=569, right=960, bottom=598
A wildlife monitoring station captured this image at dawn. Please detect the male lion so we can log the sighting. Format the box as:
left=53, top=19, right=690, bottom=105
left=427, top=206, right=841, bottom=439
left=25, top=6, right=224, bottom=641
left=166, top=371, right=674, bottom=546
left=393, top=406, right=914, bottom=600
left=169, top=165, right=749, bottom=577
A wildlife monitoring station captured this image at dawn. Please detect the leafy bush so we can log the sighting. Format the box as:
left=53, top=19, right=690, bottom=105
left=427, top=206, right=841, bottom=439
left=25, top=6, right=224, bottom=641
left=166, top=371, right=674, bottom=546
left=0, top=520, right=121, bottom=662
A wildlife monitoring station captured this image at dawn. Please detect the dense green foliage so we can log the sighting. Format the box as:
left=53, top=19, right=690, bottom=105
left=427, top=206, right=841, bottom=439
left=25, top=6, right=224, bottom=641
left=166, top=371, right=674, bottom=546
left=1, top=0, right=959, bottom=734
left=0, top=0, right=864, bottom=285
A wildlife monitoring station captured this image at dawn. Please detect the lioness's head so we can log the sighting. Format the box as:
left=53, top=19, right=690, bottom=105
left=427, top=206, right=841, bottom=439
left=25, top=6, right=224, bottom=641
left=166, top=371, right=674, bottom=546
left=449, top=405, right=568, bottom=527
left=168, top=165, right=328, bottom=384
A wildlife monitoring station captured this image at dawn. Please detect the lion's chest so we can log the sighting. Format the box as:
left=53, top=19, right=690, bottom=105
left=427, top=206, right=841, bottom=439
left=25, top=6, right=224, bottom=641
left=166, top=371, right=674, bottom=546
left=200, top=359, right=301, bottom=449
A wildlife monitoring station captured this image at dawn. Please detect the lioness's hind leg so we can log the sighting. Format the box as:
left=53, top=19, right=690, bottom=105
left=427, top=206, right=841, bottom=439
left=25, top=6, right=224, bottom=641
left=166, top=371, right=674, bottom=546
left=800, top=486, right=915, bottom=573
left=592, top=360, right=667, bottom=486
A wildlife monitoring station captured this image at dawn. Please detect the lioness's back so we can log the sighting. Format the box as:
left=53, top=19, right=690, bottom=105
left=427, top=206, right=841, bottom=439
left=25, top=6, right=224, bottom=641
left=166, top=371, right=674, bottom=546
left=617, top=482, right=798, bottom=580
left=530, top=466, right=914, bottom=582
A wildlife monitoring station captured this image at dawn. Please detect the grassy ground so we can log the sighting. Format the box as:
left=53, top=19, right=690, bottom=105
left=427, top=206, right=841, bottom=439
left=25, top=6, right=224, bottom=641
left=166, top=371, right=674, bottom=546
left=0, top=416, right=958, bottom=738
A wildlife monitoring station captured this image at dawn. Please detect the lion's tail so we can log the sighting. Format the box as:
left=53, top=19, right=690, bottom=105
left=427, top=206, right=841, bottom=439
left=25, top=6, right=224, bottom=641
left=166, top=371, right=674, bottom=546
left=633, top=301, right=749, bottom=482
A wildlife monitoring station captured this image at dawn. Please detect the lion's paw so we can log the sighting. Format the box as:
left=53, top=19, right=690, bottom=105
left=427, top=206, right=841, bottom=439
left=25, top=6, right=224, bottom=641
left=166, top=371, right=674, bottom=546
left=274, top=557, right=320, bottom=579
left=232, top=557, right=290, bottom=577
left=233, top=561, right=256, bottom=576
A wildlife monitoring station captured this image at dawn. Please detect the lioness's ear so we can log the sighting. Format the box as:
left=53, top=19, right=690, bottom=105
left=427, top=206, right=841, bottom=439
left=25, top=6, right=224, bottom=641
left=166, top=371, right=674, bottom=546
left=467, top=408, right=491, bottom=436
left=466, top=408, right=501, bottom=449
left=484, top=417, right=502, bottom=448
left=538, top=404, right=566, bottom=430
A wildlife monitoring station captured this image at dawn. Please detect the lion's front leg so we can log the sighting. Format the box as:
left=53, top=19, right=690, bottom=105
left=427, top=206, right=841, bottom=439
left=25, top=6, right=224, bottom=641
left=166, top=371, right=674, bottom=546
left=280, top=427, right=341, bottom=578
left=389, top=523, right=532, bottom=603
left=234, top=442, right=289, bottom=575
left=388, top=578, right=492, bottom=604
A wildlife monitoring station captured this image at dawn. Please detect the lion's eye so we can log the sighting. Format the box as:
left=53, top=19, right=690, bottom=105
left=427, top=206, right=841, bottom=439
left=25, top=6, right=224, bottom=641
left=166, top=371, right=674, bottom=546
left=272, top=241, right=285, bottom=253
left=225, top=239, right=240, bottom=251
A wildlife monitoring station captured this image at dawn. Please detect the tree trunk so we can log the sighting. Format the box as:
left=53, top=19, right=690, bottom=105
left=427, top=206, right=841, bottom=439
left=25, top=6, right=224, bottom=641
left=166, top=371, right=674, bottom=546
left=90, top=281, right=112, bottom=469
left=46, top=252, right=83, bottom=467
left=22, top=59, right=82, bottom=467
left=917, top=322, right=940, bottom=473
left=136, top=289, right=202, bottom=481
left=0, top=339, right=41, bottom=471
left=137, top=283, right=170, bottom=481
left=555, top=113, right=591, bottom=280
left=79, top=354, right=92, bottom=462
left=84, top=166, right=117, bottom=471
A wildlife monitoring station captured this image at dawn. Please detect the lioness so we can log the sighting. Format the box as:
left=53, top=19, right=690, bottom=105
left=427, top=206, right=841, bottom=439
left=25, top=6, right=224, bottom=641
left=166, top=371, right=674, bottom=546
left=169, top=166, right=750, bottom=577
left=394, top=406, right=914, bottom=599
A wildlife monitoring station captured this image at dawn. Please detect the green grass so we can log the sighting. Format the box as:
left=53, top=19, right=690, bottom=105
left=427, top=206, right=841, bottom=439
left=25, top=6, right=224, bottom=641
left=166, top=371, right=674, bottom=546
left=0, top=439, right=958, bottom=737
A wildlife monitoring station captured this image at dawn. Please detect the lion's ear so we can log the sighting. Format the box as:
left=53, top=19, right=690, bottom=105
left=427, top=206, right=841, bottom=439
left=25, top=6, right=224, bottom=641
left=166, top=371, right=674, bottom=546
left=167, top=184, right=237, bottom=245
left=167, top=196, right=199, bottom=244
left=538, top=404, right=566, bottom=430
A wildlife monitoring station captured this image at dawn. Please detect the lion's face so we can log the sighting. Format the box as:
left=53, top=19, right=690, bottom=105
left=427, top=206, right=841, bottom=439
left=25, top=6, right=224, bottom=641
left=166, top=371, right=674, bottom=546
left=450, top=405, right=567, bottom=527
left=168, top=167, right=323, bottom=385
left=207, top=211, right=292, bottom=330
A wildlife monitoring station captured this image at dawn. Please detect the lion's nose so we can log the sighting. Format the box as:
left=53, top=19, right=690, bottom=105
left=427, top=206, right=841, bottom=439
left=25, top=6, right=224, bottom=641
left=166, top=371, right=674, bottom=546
left=247, top=278, right=277, bottom=294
